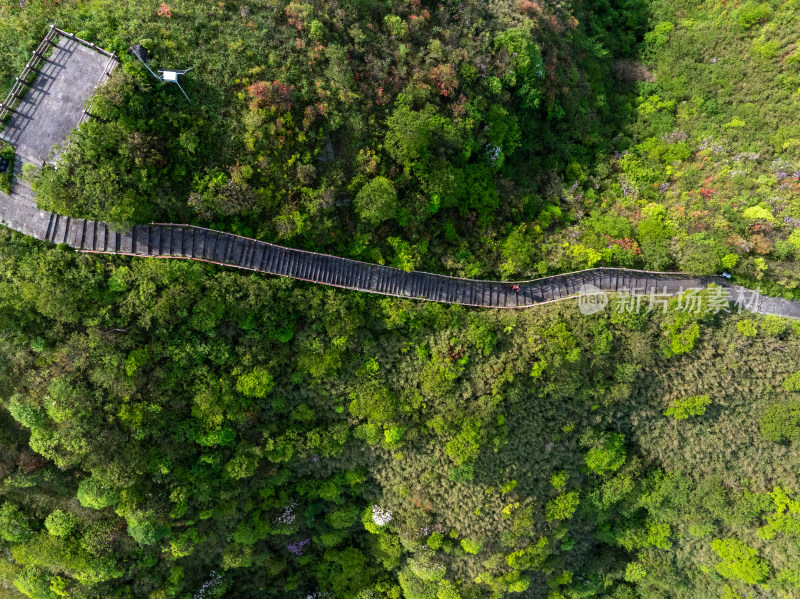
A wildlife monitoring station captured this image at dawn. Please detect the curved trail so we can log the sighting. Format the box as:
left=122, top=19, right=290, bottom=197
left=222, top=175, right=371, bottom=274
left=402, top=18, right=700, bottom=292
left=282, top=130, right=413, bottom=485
left=0, top=199, right=799, bottom=319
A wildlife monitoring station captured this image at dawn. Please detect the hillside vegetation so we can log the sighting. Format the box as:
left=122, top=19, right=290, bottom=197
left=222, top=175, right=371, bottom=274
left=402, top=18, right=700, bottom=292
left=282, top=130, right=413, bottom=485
left=1, top=1, right=800, bottom=598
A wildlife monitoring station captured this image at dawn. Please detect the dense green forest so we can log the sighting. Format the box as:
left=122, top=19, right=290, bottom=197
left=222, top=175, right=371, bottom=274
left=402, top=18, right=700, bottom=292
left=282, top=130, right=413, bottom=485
left=2, top=0, right=800, bottom=598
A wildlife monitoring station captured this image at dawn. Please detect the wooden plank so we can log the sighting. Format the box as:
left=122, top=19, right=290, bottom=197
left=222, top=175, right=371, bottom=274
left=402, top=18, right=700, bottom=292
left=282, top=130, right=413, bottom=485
left=203, top=231, right=216, bottom=261
left=407, top=272, right=418, bottom=297
left=249, top=242, right=264, bottom=271
left=134, top=225, right=148, bottom=255
left=296, top=253, right=309, bottom=280
left=436, top=277, right=446, bottom=302
left=212, top=233, right=227, bottom=263
left=152, top=226, right=164, bottom=255
left=120, top=230, right=134, bottom=254
left=241, top=239, right=255, bottom=269
left=277, top=248, right=290, bottom=275
left=67, top=219, right=83, bottom=248
left=247, top=240, right=260, bottom=269
left=228, top=237, right=243, bottom=264
left=392, top=271, right=402, bottom=295
left=420, top=275, right=432, bottom=299
left=283, top=249, right=296, bottom=277
left=248, top=241, right=262, bottom=270
left=47, top=213, right=60, bottom=244
left=183, top=228, right=194, bottom=257
left=95, top=221, right=107, bottom=252
left=219, top=234, right=232, bottom=263
left=407, top=273, right=418, bottom=297
left=161, top=226, right=173, bottom=256
left=302, top=254, right=315, bottom=281
left=335, top=258, right=347, bottom=286
left=44, top=212, right=56, bottom=242
left=398, top=271, right=411, bottom=296
left=109, top=229, right=119, bottom=253
left=297, top=252, right=311, bottom=280
left=325, top=257, right=338, bottom=285
left=263, top=244, right=277, bottom=273
left=83, top=220, right=95, bottom=250
left=284, top=248, right=296, bottom=276
left=444, top=279, right=453, bottom=303
left=238, top=238, right=251, bottom=268
left=370, top=267, right=382, bottom=292
left=53, top=215, right=66, bottom=245
left=316, top=255, right=329, bottom=283
left=306, top=255, right=319, bottom=282
left=434, top=277, right=445, bottom=302
left=257, top=243, right=270, bottom=271
left=193, top=229, right=206, bottom=259
left=170, top=227, right=182, bottom=256
left=490, top=284, right=499, bottom=307
left=432, top=276, right=442, bottom=301
left=330, top=258, right=341, bottom=285
left=338, top=260, right=350, bottom=286
left=268, top=247, right=282, bottom=274
left=388, top=271, right=401, bottom=296
left=357, top=263, right=369, bottom=289
left=76, top=219, right=87, bottom=249
left=445, top=279, right=457, bottom=303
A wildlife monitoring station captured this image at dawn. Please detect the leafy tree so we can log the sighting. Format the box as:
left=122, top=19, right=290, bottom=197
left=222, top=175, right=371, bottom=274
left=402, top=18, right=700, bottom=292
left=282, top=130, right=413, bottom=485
left=76, top=478, right=119, bottom=510
left=0, top=503, right=33, bottom=543
left=585, top=433, right=626, bottom=476
left=354, top=177, right=399, bottom=226
left=546, top=492, right=580, bottom=522
left=710, top=538, right=769, bottom=584
left=44, top=510, right=77, bottom=538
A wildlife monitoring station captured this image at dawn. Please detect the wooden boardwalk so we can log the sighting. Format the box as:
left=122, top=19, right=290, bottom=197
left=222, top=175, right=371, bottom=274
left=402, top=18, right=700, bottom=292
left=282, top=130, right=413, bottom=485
left=0, top=213, right=794, bottom=319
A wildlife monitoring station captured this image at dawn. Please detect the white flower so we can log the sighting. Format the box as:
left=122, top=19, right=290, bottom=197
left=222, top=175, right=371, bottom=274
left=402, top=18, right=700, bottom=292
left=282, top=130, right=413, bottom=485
left=372, top=504, right=393, bottom=526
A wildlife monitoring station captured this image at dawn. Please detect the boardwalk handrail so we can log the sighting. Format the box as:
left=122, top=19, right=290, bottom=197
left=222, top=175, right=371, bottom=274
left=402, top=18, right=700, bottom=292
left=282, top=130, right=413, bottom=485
left=51, top=26, right=117, bottom=59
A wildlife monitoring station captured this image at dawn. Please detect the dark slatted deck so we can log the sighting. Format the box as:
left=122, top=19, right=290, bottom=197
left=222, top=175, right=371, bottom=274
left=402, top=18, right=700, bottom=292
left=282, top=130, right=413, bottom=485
left=0, top=213, right=798, bottom=318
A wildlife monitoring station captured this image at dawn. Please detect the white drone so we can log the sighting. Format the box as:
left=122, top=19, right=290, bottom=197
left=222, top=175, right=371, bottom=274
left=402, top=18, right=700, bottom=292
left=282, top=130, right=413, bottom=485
left=129, top=45, right=192, bottom=102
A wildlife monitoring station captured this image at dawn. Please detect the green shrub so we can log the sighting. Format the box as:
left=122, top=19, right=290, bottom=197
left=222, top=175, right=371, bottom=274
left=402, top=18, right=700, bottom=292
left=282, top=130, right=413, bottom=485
left=783, top=370, right=800, bottom=392
left=761, top=316, right=787, bottom=336
left=735, top=2, right=773, bottom=29
left=460, top=538, right=482, bottom=554
left=760, top=402, right=800, bottom=442
left=0, top=142, right=14, bottom=195
left=736, top=320, right=758, bottom=337
left=236, top=367, right=274, bottom=398
left=664, top=395, right=711, bottom=419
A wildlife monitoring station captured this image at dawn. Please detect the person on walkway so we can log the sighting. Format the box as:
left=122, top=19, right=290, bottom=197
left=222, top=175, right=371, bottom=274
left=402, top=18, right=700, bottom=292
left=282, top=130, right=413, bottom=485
left=512, top=284, right=520, bottom=292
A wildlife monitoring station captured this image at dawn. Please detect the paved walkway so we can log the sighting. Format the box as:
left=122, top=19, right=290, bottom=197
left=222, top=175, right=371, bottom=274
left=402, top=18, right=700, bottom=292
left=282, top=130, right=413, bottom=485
left=0, top=36, right=110, bottom=164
